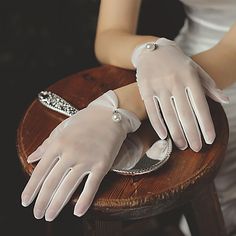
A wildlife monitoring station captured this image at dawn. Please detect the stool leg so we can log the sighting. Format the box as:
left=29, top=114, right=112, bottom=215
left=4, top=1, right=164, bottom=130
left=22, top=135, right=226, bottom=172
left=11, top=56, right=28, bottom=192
left=83, top=218, right=122, bottom=236
left=183, top=182, right=227, bottom=236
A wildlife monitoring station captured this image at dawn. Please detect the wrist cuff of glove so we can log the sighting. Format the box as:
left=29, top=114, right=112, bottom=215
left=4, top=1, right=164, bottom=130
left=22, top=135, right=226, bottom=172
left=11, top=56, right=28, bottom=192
left=131, top=37, right=176, bottom=68
left=88, top=90, right=141, bottom=133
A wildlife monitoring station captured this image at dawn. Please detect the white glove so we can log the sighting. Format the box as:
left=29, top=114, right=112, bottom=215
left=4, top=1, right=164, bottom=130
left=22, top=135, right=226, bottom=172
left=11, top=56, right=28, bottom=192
left=132, top=38, right=229, bottom=152
left=21, top=90, right=141, bottom=221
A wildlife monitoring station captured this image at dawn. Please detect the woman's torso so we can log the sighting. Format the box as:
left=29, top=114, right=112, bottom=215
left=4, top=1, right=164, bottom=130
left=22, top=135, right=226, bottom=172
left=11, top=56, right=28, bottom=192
left=175, top=0, right=236, bottom=55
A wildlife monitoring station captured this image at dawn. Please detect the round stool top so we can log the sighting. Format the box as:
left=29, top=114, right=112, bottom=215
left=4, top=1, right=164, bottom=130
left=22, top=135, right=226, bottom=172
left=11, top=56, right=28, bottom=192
left=17, top=65, right=229, bottom=219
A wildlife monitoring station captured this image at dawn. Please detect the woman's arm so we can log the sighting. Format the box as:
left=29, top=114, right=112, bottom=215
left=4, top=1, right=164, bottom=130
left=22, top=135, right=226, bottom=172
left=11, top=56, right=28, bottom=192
left=192, top=22, right=236, bottom=89
left=95, top=0, right=160, bottom=121
left=96, top=2, right=236, bottom=122
left=95, top=0, right=158, bottom=69
left=96, top=0, right=236, bottom=89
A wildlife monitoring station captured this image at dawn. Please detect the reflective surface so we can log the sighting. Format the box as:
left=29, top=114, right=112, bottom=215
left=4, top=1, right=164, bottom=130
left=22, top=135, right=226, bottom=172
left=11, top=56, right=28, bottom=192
left=111, top=132, right=172, bottom=175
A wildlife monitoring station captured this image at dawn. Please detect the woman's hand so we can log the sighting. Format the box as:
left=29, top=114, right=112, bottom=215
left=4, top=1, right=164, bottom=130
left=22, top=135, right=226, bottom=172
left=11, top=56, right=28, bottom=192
left=132, top=38, right=229, bottom=152
left=21, top=90, right=140, bottom=221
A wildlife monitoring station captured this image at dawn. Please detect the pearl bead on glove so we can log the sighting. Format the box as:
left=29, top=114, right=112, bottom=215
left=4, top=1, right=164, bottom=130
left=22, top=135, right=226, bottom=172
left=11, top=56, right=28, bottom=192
left=132, top=38, right=229, bottom=152
left=21, top=90, right=141, bottom=221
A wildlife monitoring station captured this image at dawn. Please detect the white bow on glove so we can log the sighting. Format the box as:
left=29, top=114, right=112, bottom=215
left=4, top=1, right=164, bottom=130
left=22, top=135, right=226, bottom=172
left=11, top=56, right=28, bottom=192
left=21, top=90, right=141, bottom=221
left=132, top=38, right=229, bottom=152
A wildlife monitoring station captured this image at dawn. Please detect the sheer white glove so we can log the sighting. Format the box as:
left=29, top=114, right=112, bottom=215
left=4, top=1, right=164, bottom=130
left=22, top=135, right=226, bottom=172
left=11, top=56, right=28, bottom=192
left=132, top=38, right=229, bottom=152
left=21, top=90, right=141, bottom=221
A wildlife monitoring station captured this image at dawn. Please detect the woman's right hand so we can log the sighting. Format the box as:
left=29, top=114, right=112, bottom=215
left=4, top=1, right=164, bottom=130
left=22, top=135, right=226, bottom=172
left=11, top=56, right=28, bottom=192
left=132, top=38, right=229, bottom=152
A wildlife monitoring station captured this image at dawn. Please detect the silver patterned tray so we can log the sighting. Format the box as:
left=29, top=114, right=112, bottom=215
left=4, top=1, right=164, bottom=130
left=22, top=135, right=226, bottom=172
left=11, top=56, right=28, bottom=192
left=38, top=90, right=78, bottom=116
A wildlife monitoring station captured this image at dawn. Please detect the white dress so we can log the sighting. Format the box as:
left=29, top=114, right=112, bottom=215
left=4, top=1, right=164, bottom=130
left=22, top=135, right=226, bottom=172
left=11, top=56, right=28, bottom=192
left=174, top=0, right=236, bottom=234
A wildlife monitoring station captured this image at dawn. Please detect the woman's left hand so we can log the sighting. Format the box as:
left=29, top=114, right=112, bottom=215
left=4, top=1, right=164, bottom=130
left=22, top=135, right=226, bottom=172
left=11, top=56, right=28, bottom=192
left=132, top=38, right=229, bottom=152
left=21, top=90, right=141, bottom=221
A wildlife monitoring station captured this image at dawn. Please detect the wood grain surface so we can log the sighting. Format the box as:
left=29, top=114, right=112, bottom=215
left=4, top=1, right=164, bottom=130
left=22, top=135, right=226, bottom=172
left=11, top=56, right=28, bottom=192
left=16, top=65, right=229, bottom=220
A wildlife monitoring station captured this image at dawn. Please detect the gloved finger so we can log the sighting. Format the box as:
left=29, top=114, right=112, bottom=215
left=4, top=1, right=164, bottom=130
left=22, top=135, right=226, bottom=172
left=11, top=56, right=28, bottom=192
left=186, top=84, right=216, bottom=145
left=27, top=138, right=51, bottom=163
left=74, top=169, right=106, bottom=217
left=173, top=89, right=202, bottom=152
left=21, top=147, right=60, bottom=207
left=33, top=159, right=72, bottom=219
left=144, top=96, right=167, bottom=139
left=192, top=60, right=229, bottom=104
left=158, top=94, right=187, bottom=150
left=203, top=86, right=230, bottom=104
left=45, top=167, right=90, bottom=222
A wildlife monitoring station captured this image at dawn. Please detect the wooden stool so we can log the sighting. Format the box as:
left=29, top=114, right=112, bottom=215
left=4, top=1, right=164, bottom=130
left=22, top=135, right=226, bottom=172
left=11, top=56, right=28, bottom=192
left=17, top=65, right=229, bottom=236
